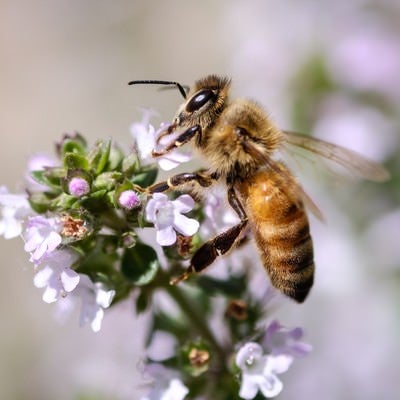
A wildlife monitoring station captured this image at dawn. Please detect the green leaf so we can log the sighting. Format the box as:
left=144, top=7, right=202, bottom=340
left=64, top=152, right=89, bottom=170
left=131, top=166, right=158, bottom=188
left=122, top=153, right=140, bottom=176
left=88, top=140, right=111, bottom=174
left=93, top=171, right=122, bottom=191
left=108, top=146, right=124, bottom=171
left=51, top=193, right=79, bottom=210
left=121, top=242, right=159, bottom=285
left=30, top=168, right=64, bottom=190
left=79, top=189, right=109, bottom=211
left=59, top=134, right=87, bottom=156
left=30, top=170, right=52, bottom=187
left=28, top=192, right=56, bottom=213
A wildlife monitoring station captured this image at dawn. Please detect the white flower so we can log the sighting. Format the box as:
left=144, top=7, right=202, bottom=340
left=145, top=193, right=200, bottom=246
left=0, top=186, right=32, bottom=239
left=236, top=342, right=292, bottom=399
left=33, top=248, right=80, bottom=303
left=141, top=378, right=189, bottom=400
left=141, top=364, right=189, bottom=400
left=63, top=274, right=115, bottom=332
left=130, top=109, right=191, bottom=171
left=23, top=215, right=62, bottom=262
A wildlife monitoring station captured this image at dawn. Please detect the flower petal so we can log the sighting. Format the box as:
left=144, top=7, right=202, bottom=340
left=45, top=231, right=62, bottom=252
left=42, top=285, right=59, bottom=303
left=1, top=218, right=23, bottom=239
left=258, top=374, right=283, bottom=398
left=238, top=374, right=259, bottom=399
left=33, top=266, right=53, bottom=288
left=95, top=286, right=115, bottom=308
left=158, top=152, right=191, bottom=171
left=173, top=213, right=199, bottom=236
left=60, top=268, right=80, bottom=293
left=267, top=355, right=293, bottom=374
left=172, top=194, right=195, bottom=213
left=90, top=308, right=104, bottom=333
left=157, top=226, right=177, bottom=246
left=158, top=157, right=181, bottom=171
left=236, top=342, right=264, bottom=369
left=161, top=378, right=189, bottom=400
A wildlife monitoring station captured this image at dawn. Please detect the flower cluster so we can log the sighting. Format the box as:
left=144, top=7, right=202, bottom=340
left=0, top=112, right=311, bottom=399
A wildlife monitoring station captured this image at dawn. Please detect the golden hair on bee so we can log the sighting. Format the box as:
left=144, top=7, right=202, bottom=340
left=129, top=74, right=389, bottom=303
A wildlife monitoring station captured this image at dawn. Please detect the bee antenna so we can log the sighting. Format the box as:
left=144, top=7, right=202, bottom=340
left=128, top=79, right=188, bottom=99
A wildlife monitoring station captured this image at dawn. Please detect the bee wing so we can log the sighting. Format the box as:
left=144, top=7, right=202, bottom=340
left=282, top=131, right=390, bottom=182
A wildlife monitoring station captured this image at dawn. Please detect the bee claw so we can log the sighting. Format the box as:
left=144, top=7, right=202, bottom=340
left=169, top=271, right=191, bottom=285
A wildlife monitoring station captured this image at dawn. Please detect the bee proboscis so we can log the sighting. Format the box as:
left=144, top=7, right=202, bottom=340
left=129, top=75, right=389, bottom=303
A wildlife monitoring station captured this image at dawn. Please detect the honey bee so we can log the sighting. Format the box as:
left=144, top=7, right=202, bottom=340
left=129, top=75, right=389, bottom=302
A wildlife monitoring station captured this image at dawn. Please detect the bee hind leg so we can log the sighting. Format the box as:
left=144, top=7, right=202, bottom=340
left=170, top=219, right=248, bottom=285
left=170, top=186, right=248, bottom=285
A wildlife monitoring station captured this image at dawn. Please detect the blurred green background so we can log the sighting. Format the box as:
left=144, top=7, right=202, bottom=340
left=0, top=1, right=399, bottom=399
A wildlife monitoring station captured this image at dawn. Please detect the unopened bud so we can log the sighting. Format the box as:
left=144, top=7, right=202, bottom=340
left=118, top=190, right=141, bottom=210
left=68, top=177, right=90, bottom=197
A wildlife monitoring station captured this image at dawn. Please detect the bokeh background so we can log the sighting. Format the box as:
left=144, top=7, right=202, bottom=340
left=1, top=1, right=399, bottom=399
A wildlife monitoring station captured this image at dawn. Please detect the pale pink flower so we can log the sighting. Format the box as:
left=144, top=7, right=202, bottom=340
left=236, top=342, right=292, bottom=399
left=24, top=215, right=62, bottom=262
left=141, top=364, right=189, bottom=400
left=0, top=186, right=32, bottom=239
left=262, top=320, right=312, bottom=358
left=145, top=193, right=199, bottom=246
left=33, top=248, right=80, bottom=303
left=69, top=275, right=115, bottom=332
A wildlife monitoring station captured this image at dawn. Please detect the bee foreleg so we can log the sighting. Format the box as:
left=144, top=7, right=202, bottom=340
left=147, top=171, right=217, bottom=194
left=152, top=125, right=202, bottom=157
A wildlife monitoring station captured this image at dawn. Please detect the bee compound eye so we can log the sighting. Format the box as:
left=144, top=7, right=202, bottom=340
left=185, top=89, right=216, bottom=113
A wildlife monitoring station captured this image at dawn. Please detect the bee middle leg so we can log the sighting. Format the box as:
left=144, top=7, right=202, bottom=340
left=147, top=171, right=218, bottom=194
left=171, top=186, right=248, bottom=284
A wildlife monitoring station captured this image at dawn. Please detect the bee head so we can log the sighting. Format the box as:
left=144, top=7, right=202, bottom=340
left=174, top=75, right=231, bottom=130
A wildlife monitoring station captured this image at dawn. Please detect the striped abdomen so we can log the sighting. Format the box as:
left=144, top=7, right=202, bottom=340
left=236, top=168, right=314, bottom=302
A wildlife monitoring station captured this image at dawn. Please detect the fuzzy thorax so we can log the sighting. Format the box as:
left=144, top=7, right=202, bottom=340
left=198, top=99, right=284, bottom=179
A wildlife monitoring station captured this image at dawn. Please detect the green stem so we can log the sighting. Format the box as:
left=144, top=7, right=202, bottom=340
left=158, top=270, right=227, bottom=365
left=99, top=209, right=130, bottom=231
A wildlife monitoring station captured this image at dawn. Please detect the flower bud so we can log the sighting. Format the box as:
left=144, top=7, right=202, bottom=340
left=68, top=177, right=90, bottom=197
left=225, top=299, right=248, bottom=321
left=118, top=190, right=141, bottom=210
left=181, top=341, right=211, bottom=377
left=121, top=231, right=137, bottom=248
